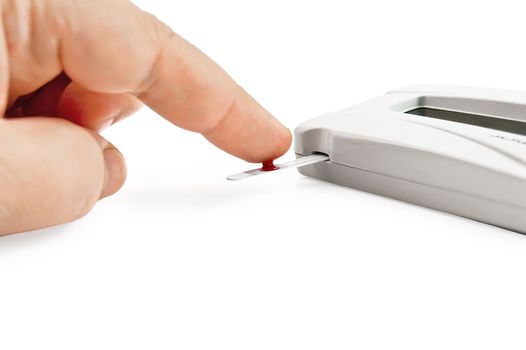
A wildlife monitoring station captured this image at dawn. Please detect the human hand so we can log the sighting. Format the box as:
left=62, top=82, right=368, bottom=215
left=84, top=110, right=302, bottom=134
left=0, top=0, right=292, bottom=235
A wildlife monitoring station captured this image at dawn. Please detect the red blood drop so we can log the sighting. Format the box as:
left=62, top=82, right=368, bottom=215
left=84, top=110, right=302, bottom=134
left=260, top=160, right=279, bottom=172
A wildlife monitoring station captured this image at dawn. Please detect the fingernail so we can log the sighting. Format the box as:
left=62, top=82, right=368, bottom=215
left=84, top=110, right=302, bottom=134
left=101, top=148, right=127, bottom=199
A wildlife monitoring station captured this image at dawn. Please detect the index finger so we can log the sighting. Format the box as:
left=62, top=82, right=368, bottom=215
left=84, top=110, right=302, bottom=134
left=135, top=32, right=293, bottom=163
left=13, top=0, right=292, bottom=162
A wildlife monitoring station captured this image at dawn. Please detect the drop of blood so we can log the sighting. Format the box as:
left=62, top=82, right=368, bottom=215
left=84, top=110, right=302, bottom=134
left=260, top=160, right=279, bottom=172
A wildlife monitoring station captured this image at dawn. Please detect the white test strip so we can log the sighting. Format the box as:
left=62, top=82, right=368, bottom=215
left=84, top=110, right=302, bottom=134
left=227, top=154, right=329, bottom=181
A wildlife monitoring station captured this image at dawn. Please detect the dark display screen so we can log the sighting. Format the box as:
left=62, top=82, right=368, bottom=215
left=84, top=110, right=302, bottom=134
left=405, top=107, right=526, bottom=136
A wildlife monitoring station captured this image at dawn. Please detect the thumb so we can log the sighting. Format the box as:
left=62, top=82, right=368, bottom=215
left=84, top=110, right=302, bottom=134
left=0, top=117, right=126, bottom=235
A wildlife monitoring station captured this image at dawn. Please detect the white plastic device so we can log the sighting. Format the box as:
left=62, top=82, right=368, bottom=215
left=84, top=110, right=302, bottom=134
left=295, top=85, right=526, bottom=233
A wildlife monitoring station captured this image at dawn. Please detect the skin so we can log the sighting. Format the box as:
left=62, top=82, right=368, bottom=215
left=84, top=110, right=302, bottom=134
left=0, top=0, right=292, bottom=235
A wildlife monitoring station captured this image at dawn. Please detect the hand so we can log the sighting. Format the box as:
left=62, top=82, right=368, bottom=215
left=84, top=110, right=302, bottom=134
left=0, top=0, right=292, bottom=235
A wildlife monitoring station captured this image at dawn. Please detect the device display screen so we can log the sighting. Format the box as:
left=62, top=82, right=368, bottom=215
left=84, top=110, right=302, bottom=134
left=405, top=107, right=526, bottom=136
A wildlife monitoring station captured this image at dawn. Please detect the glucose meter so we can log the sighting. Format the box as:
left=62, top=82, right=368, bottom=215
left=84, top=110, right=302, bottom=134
left=228, top=85, right=526, bottom=233
left=293, top=85, right=526, bottom=233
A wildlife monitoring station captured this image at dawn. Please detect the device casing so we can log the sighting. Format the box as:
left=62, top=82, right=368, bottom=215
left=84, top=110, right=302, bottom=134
left=295, top=85, right=526, bottom=233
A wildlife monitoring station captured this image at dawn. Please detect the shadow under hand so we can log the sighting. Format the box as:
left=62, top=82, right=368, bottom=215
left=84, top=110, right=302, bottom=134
left=0, top=224, right=70, bottom=254
left=119, top=181, right=285, bottom=209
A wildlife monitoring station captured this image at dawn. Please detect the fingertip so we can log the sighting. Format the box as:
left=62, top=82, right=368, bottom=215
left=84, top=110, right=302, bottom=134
left=276, top=125, right=293, bottom=158
left=244, top=124, right=292, bottom=163
left=100, top=147, right=127, bottom=199
left=84, top=130, right=127, bottom=199
left=241, top=111, right=293, bottom=163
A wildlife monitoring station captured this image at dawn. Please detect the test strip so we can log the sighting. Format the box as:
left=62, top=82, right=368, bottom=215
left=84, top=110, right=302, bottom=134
left=227, top=154, right=329, bottom=181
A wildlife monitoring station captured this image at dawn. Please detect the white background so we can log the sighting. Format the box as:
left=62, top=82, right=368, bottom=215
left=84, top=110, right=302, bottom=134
left=2, top=0, right=526, bottom=349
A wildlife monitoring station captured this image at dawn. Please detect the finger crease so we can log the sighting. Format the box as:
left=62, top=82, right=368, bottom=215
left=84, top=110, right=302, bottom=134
left=202, top=95, right=238, bottom=137
left=135, top=30, right=176, bottom=95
